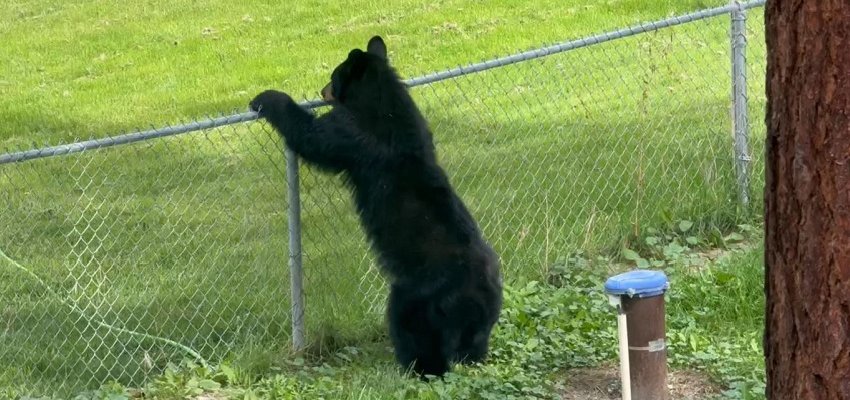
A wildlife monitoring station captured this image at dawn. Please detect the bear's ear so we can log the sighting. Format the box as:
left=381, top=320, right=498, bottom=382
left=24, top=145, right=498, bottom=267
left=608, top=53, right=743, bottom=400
left=367, top=36, right=387, bottom=60
left=348, top=48, right=364, bottom=59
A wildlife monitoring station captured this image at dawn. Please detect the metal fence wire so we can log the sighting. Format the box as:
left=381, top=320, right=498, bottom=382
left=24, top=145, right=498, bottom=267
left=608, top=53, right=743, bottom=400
left=0, top=1, right=766, bottom=395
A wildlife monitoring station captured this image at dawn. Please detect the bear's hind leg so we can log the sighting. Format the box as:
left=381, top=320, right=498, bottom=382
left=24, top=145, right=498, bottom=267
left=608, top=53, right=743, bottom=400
left=387, top=286, right=450, bottom=378
left=455, top=323, right=494, bottom=365
left=441, top=293, right=500, bottom=366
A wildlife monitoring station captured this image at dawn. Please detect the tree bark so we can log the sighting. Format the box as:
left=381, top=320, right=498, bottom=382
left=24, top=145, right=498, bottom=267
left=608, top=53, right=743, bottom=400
left=764, top=1, right=850, bottom=399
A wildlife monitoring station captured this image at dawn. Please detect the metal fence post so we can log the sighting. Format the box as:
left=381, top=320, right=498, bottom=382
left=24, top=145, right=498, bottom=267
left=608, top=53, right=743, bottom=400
left=286, top=147, right=305, bottom=351
left=731, top=0, right=750, bottom=206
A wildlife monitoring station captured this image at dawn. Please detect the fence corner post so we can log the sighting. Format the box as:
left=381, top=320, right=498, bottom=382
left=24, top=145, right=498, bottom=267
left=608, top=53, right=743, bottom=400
left=730, top=0, right=750, bottom=207
left=286, top=147, right=306, bottom=352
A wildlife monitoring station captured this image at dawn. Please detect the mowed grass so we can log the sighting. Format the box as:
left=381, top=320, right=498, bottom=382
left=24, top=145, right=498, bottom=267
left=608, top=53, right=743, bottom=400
left=0, top=0, right=768, bottom=396
left=324, top=244, right=767, bottom=399
left=0, top=0, right=732, bottom=144
left=80, top=242, right=766, bottom=399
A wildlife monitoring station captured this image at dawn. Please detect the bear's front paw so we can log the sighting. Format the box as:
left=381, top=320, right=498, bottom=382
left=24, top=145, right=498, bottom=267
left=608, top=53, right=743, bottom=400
left=249, top=90, right=294, bottom=116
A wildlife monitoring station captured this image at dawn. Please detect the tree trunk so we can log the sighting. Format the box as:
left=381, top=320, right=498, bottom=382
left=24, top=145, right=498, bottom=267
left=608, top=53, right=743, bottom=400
left=764, top=2, right=850, bottom=399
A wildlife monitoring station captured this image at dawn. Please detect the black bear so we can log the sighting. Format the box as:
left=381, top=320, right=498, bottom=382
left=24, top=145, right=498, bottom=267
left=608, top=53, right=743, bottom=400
left=249, top=36, right=502, bottom=378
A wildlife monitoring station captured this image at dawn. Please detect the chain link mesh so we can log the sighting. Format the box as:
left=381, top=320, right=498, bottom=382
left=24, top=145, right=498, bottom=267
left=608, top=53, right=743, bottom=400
left=0, top=5, right=767, bottom=396
left=745, top=9, right=767, bottom=212
left=1, top=120, right=292, bottom=394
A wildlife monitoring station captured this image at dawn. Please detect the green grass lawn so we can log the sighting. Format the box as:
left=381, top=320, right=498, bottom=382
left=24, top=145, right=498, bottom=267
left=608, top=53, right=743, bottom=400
left=0, top=0, right=732, bottom=144
left=44, top=241, right=765, bottom=399
left=0, top=0, right=768, bottom=396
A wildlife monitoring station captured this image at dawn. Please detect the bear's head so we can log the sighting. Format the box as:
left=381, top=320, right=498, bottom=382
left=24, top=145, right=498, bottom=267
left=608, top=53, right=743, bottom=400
left=320, top=36, right=395, bottom=105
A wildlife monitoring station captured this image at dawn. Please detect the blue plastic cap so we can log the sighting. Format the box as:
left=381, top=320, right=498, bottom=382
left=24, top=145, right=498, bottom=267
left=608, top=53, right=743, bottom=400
left=604, top=270, right=669, bottom=298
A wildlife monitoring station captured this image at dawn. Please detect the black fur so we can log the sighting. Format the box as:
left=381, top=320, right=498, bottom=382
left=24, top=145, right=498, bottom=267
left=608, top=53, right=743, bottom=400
left=250, top=36, right=502, bottom=378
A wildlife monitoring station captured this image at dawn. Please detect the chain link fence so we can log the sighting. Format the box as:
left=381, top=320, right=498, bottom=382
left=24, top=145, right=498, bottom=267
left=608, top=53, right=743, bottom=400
left=1, top=1, right=766, bottom=395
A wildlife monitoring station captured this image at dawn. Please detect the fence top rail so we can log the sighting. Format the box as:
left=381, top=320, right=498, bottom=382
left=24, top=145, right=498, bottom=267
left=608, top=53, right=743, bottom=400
left=0, top=0, right=765, bottom=166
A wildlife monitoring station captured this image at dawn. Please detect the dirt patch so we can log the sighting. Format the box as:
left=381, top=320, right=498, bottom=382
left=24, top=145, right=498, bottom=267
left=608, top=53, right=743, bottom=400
left=559, top=365, right=722, bottom=399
